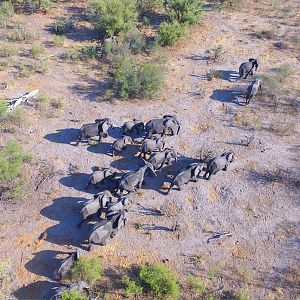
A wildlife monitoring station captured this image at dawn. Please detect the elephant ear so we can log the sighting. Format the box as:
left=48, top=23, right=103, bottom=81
left=112, top=213, right=123, bottom=229
left=249, top=58, right=255, bottom=62
left=102, top=122, right=109, bottom=133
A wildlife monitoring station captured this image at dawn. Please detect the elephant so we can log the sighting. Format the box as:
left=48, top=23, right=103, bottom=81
left=56, top=250, right=80, bottom=280
left=246, top=79, right=262, bottom=104
left=88, top=210, right=127, bottom=248
left=117, top=161, right=156, bottom=196
left=100, top=35, right=119, bottom=58
left=107, top=196, right=131, bottom=214
left=204, top=152, right=234, bottom=180
left=148, top=148, right=177, bottom=171
left=77, top=190, right=113, bottom=228
left=85, top=167, right=116, bottom=190
left=144, top=115, right=181, bottom=139
left=75, top=118, right=113, bottom=146
left=167, top=162, right=205, bottom=194
left=51, top=281, right=89, bottom=300
left=237, top=58, right=259, bottom=80
left=122, top=119, right=145, bottom=136
left=112, top=136, right=133, bottom=157
left=138, top=137, right=165, bottom=158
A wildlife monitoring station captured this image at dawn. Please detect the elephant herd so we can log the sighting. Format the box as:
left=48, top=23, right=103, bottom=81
left=51, top=57, right=262, bottom=298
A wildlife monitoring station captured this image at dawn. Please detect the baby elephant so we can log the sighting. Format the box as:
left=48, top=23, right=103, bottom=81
left=246, top=79, right=262, bottom=104
left=204, top=152, right=234, bottom=180
left=88, top=210, right=127, bottom=249
left=86, top=167, right=115, bottom=189
left=122, top=119, right=144, bottom=136
left=238, top=58, right=259, bottom=80
left=56, top=250, right=80, bottom=280
left=139, top=137, right=165, bottom=158
left=107, top=196, right=131, bottom=214
left=112, top=136, right=133, bottom=157
left=167, top=162, right=205, bottom=194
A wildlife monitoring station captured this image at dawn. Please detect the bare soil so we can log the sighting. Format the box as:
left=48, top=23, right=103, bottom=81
left=0, top=0, right=299, bottom=299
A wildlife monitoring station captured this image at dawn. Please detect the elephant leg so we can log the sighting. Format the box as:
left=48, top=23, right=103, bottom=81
left=192, top=176, right=198, bottom=182
left=223, top=165, right=228, bottom=171
left=250, top=70, right=253, bottom=75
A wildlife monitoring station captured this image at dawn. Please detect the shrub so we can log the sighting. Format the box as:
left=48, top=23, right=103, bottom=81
left=158, top=21, right=187, bottom=46
left=237, top=290, right=250, bottom=300
left=0, top=43, right=13, bottom=57
left=123, top=30, right=146, bottom=54
left=139, top=263, right=180, bottom=299
left=61, top=290, right=88, bottom=300
left=70, top=256, right=102, bottom=284
left=113, top=58, right=164, bottom=98
left=79, top=44, right=97, bottom=60
left=0, top=1, right=14, bottom=28
left=0, top=259, right=12, bottom=285
left=18, top=58, right=49, bottom=76
left=31, top=43, right=46, bottom=58
left=50, top=17, right=74, bottom=35
left=9, top=26, right=33, bottom=42
left=186, top=276, right=206, bottom=292
left=0, top=140, right=26, bottom=182
left=35, top=0, right=52, bottom=12
left=166, top=0, right=202, bottom=24
left=252, top=28, right=277, bottom=39
left=209, top=44, right=224, bottom=62
left=53, top=35, right=65, bottom=46
left=123, top=277, right=143, bottom=298
left=0, top=98, right=7, bottom=118
left=89, top=0, right=138, bottom=36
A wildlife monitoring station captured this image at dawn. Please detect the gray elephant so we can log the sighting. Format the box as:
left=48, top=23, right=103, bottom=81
left=75, top=118, right=112, bottom=146
left=122, top=119, right=144, bottom=136
left=85, top=167, right=116, bottom=189
left=77, top=190, right=113, bottom=228
left=167, top=162, right=205, bottom=194
left=237, top=58, right=259, bottom=80
left=246, top=79, right=262, bottom=104
left=51, top=281, right=89, bottom=300
left=204, top=152, right=234, bottom=180
left=117, top=161, right=156, bottom=196
left=107, top=196, right=131, bottom=214
left=149, top=148, right=177, bottom=171
left=138, top=137, right=165, bottom=158
left=145, top=115, right=181, bottom=139
left=88, top=210, right=127, bottom=248
left=112, top=136, right=133, bottom=156
left=56, top=250, right=80, bottom=280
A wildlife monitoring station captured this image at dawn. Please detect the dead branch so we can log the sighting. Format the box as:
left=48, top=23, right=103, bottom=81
left=7, top=89, right=39, bottom=111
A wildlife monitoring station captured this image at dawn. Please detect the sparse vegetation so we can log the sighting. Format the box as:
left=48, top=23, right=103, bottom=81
left=209, top=44, right=225, bottom=62
left=52, top=35, right=65, bottom=46
left=123, top=276, right=144, bottom=298
left=0, top=98, right=7, bottom=118
left=18, top=58, right=49, bottom=76
left=187, top=276, right=207, bottom=292
left=61, top=289, right=88, bottom=300
left=70, top=256, right=102, bottom=284
left=89, top=0, right=138, bottom=36
left=0, top=260, right=12, bottom=285
left=253, top=28, right=278, bottom=39
left=139, top=263, right=180, bottom=299
left=137, top=0, right=164, bottom=13
left=272, top=63, right=293, bottom=83
left=9, top=25, right=33, bottom=42
left=50, top=17, right=75, bottom=35
left=0, top=1, right=14, bottom=28
left=30, top=43, right=46, bottom=58
left=0, top=43, right=13, bottom=58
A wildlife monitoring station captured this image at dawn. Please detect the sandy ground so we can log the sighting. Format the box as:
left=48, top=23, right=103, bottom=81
left=0, top=0, right=299, bottom=299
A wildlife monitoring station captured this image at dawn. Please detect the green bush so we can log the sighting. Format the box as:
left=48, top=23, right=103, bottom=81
left=0, top=1, right=14, bottom=28
left=61, top=290, right=88, bottom=300
left=0, top=140, right=26, bottom=182
left=31, top=43, right=46, bottom=58
left=0, top=259, right=12, bottom=284
left=53, top=35, right=65, bottom=47
left=123, top=277, right=143, bottom=298
left=139, top=263, right=180, bottom=299
left=9, top=26, right=33, bottom=42
left=79, top=44, right=97, bottom=60
left=186, top=276, right=206, bottom=292
left=113, top=58, right=164, bottom=98
left=0, top=98, right=7, bottom=118
left=70, top=256, right=102, bottom=284
left=0, top=43, right=13, bottom=57
left=123, top=30, right=146, bottom=54
left=158, top=21, right=187, bottom=46
left=50, top=17, right=74, bottom=35
left=166, top=0, right=202, bottom=24
left=89, top=0, right=138, bottom=36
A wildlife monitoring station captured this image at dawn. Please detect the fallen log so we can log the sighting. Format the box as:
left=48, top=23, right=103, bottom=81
left=7, top=89, right=39, bottom=111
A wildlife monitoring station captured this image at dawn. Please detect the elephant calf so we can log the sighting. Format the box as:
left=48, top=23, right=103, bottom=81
left=204, top=152, right=234, bottom=180
left=246, top=79, right=262, bottom=104
left=238, top=58, right=259, bottom=80
left=149, top=148, right=177, bottom=171
left=86, top=167, right=116, bottom=190
left=56, top=250, right=80, bottom=280
left=107, top=196, right=131, bottom=214
left=112, top=136, right=133, bottom=157
left=167, top=162, right=205, bottom=194
left=122, top=119, right=144, bottom=136
left=88, top=210, right=127, bottom=249
left=138, top=137, right=165, bottom=158
left=75, top=118, right=112, bottom=146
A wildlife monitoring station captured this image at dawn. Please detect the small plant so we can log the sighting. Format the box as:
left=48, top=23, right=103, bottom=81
left=61, top=289, right=88, bottom=300
left=31, top=43, right=46, bottom=58
left=0, top=259, right=12, bottom=285
left=0, top=140, right=26, bottom=182
left=50, top=17, right=75, bottom=35
left=166, top=0, right=202, bottom=24
left=123, top=30, right=146, bottom=54
left=52, top=35, right=65, bottom=47
left=139, top=263, right=180, bottom=299
left=123, top=276, right=143, bottom=298
left=209, top=44, right=224, bottom=62
left=187, top=276, right=206, bottom=292
left=70, top=256, right=102, bottom=284
left=4, top=108, right=25, bottom=126
left=0, top=1, right=14, bottom=28
left=0, top=43, right=13, bottom=58
left=272, top=63, right=293, bottom=82
left=236, top=290, right=250, bottom=300
left=51, top=99, right=64, bottom=109
left=0, top=98, right=7, bottom=118
left=207, top=265, right=220, bottom=278
left=89, top=0, right=138, bottom=36
left=9, top=26, right=33, bottom=42
left=206, top=68, right=220, bottom=81
left=79, top=44, right=97, bottom=60
left=19, top=58, right=49, bottom=76
left=253, top=28, right=277, bottom=39
left=158, top=21, right=187, bottom=46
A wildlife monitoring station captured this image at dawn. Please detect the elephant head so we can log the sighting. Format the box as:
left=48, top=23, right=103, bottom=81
left=222, top=151, right=234, bottom=163
left=249, top=58, right=259, bottom=70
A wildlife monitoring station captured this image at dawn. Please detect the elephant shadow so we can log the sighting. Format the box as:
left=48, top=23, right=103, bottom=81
left=108, top=126, right=123, bottom=139
left=110, top=156, right=143, bottom=172
left=13, top=280, right=58, bottom=300
left=44, top=128, right=79, bottom=145
left=217, top=70, right=239, bottom=82
left=59, top=172, right=91, bottom=193
left=210, top=88, right=246, bottom=105
left=40, top=196, right=89, bottom=248
left=86, top=141, right=113, bottom=156
left=25, top=249, right=68, bottom=278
